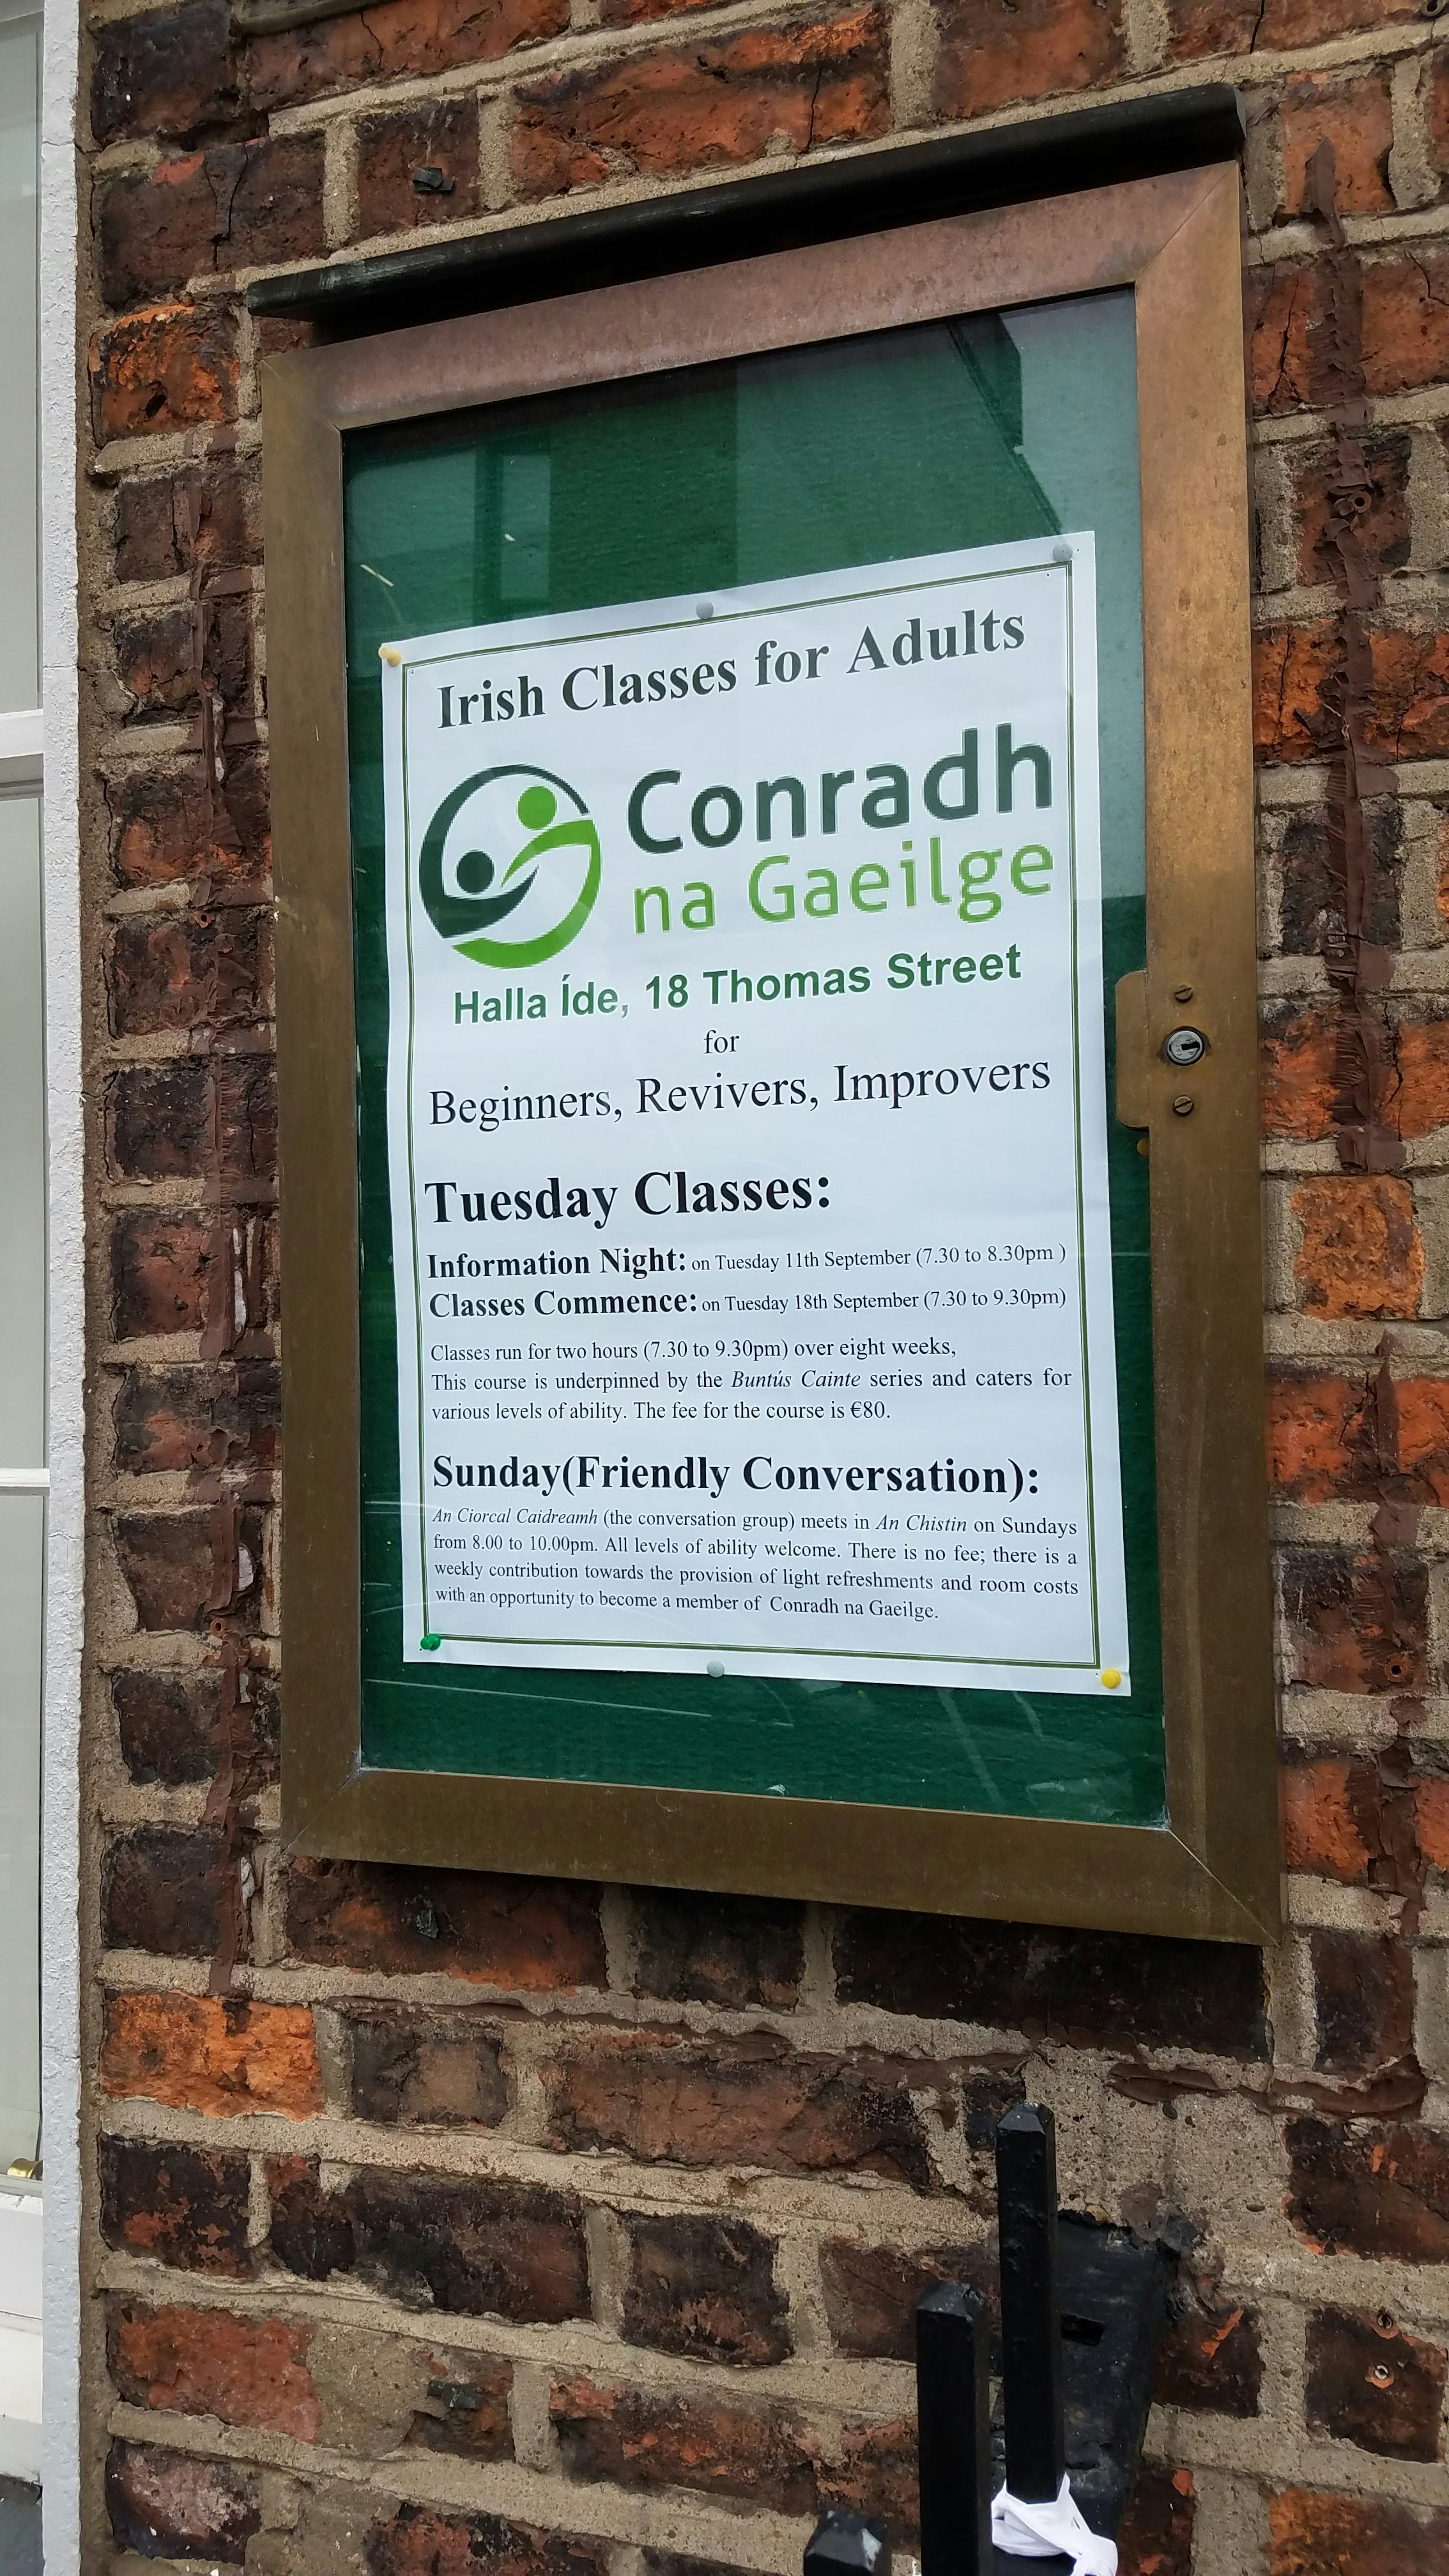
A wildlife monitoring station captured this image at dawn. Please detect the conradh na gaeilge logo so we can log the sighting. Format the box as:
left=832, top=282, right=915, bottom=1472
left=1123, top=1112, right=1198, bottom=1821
left=418, top=764, right=602, bottom=970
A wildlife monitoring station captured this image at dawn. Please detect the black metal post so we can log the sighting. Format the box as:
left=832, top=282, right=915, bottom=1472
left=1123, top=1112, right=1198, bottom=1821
left=804, top=2511, right=891, bottom=2576
left=915, top=2281, right=992, bottom=2576
left=996, top=2102, right=1066, bottom=2506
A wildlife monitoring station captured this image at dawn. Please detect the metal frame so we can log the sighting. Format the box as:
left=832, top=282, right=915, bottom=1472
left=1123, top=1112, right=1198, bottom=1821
left=264, top=160, right=1278, bottom=1942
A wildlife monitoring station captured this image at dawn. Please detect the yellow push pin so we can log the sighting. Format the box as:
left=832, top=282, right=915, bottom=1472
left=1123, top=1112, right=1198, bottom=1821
left=379, top=645, right=402, bottom=665
left=1100, top=1667, right=1122, bottom=1690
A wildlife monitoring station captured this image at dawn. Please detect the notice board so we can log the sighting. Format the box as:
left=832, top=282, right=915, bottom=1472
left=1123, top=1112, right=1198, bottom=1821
left=266, top=161, right=1278, bottom=1940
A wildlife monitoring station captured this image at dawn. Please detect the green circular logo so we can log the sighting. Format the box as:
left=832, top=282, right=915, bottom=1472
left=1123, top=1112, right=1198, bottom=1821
left=418, top=764, right=601, bottom=969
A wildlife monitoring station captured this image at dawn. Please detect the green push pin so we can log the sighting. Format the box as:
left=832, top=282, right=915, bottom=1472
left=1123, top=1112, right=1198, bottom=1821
left=420, top=1633, right=441, bottom=1652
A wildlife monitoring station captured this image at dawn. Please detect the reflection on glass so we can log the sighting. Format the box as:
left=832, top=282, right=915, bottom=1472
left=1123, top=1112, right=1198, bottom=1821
left=0, top=5, right=38, bottom=714
left=0, top=794, right=43, bottom=1467
left=0, top=1491, right=41, bottom=2170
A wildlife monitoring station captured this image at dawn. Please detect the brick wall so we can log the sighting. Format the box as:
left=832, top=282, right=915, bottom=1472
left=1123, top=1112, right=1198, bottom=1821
left=79, top=0, right=1449, bottom=2564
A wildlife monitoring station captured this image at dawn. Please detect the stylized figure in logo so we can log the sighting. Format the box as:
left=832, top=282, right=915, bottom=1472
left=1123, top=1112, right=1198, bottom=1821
left=418, top=765, right=601, bottom=969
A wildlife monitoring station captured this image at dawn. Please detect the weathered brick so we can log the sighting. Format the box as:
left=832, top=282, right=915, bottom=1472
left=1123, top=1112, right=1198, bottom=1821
left=355, top=99, right=480, bottom=237
left=369, top=2507, right=607, bottom=2576
left=1305, top=2304, right=1446, bottom=2460
left=339, top=2002, right=509, bottom=2127
left=1278, top=75, right=1393, bottom=219
left=98, top=137, right=328, bottom=307
left=284, top=1855, right=605, bottom=1989
left=833, top=1914, right=1268, bottom=2058
left=114, top=461, right=259, bottom=583
left=540, top=2028, right=950, bottom=2186
left=112, top=1360, right=279, bottom=1477
left=1395, top=1377, right=1449, bottom=1504
left=114, top=1209, right=227, bottom=1339
left=107, top=1059, right=275, bottom=1186
left=1153, top=2288, right=1262, bottom=2417
left=268, top=2161, right=589, bottom=2320
left=1169, top=0, right=1417, bottom=53
left=932, top=0, right=1124, bottom=119
left=108, top=2299, right=320, bottom=2439
left=100, top=2132, right=252, bottom=2276
left=112, top=1662, right=280, bottom=1791
left=1268, top=2487, right=1449, bottom=2575
left=819, top=2238, right=997, bottom=2361
left=107, top=2439, right=260, bottom=2563
left=109, top=909, right=268, bottom=1041
left=102, top=1990, right=322, bottom=2118
left=91, top=0, right=240, bottom=145
left=112, top=594, right=251, bottom=724
left=1266, top=1372, right=1370, bottom=1503
left=1294, top=433, right=1409, bottom=592
left=246, top=0, right=567, bottom=114
left=1247, top=266, right=1337, bottom=417
left=1365, top=257, right=1449, bottom=402
left=1291, top=1177, right=1423, bottom=1322
left=89, top=300, right=238, bottom=440
left=549, top=2375, right=819, bottom=2511
left=1282, top=1756, right=1381, bottom=1880
left=1276, top=802, right=1401, bottom=956
left=1286, top=2117, right=1449, bottom=2260
left=512, top=13, right=888, bottom=197
left=1117, top=2466, right=1194, bottom=2576
left=107, top=753, right=270, bottom=891
left=820, top=2417, right=918, bottom=2533
left=1254, top=623, right=1341, bottom=763
left=1312, top=1931, right=1415, bottom=2075
left=1366, top=630, right=1449, bottom=765
left=112, top=1503, right=266, bottom=1632
left=621, top=2213, right=790, bottom=2366
left=403, top=2354, right=514, bottom=2462
left=102, top=1824, right=236, bottom=1960
left=630, top=1886, right=804, bottom=2009
left=1279, top=1553, right=1427, bottom=1694
left=1420, top=1770, right=1449, bottom=1872
left=1261, top=1006, right=1339, bottom=1142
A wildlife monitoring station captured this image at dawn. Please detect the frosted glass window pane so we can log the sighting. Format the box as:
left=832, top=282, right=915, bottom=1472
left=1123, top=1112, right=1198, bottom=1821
left=0, top=1492, right=41, bottom=2170
left=0, top=795, right=43, bottom=1466
left=0, top=10, right=37, bottom=714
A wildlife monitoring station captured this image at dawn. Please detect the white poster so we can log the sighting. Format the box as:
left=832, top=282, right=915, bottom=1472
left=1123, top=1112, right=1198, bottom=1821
left=378, top=539, right=1130, bottom=1698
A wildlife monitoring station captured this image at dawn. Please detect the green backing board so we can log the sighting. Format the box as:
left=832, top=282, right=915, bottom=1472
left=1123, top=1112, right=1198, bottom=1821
left=343, top=289, right=1166, bottom=1827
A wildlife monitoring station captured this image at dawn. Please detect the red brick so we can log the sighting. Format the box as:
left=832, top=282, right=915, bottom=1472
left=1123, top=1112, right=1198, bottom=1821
left=1254, top=623, right=1341, bottom=763
left=1364, top=256, right=1449, bottom=401
left=100, top=2132, right=252, bottom=2276
left=1279, top=75, right=1393, bottom=220
left=1291, top=1177, right=1423, bottom=1321
left=110, top=909, right=268, bottom=1038
left=1280, top=1552, right=1427, bottom=1694
left=1312, top=1931, right=1415, bottom=2074
left=549, top=2374, right=819, bottom=2511
left=1306, top=2304, right=1446, bottom=2460
left=833, top=1913, right=1268, bottom=2057
left=97, top=136, right=326, bottom=308
left=108, top=2301, right=320, bottom=2439
left=540, top=2028, right=944, bottom=2185
left=1268, top=2488, right=1449, bottom=2576
left=1278, top=801, right=1402, bottom=957
left=101, top=1989, right=323, bottom=2119
left=89, top=301, right=238, bottom=440
left=1420, top=1772, right=1449, bottom=1871
left=820, top=2417, right=918, bottom=2534
left=267, top=2160, right=588, bottom=2319
left=112, top=1660, right=279, bottom=1792
left=107, top=2441, right=259, bottom=2563
left=369, top=2508, right=607, bottom=2576
left=819, top=2239, right=997, bottom=2361
left=107, top=754, right=270, bottom=893
left=512, top=13, right=889, bottom=198
left=621, top=2214, right=790, bottom=2366
left=284, top=1855, right=605, bottom=1989
left=1261, top=1006, right=1339, bottom=1141
left=107, top=1059, right=275, bottom=1186
left=1286, top=2117, right=1449, bottom=2262
left=111, top=1206, right=277, bottom=1343
left=91, top=0, right=239, bottom=145
left=112, top=1503, right=266, bottom=1631
left=1265, top=1372, right=1369, bottom=1503
left=246, top=0, right=566, bottom=114
left=112, top=1360, right=279, bottom=1476
left=339, top=2001, right=509, bottom=2126
left=112, top=594, right=251, bottom=724
left=1247, top=266, right=1337, bottom=417
left=932, top=0, right=1124, bottom=119
left=102, top=1823, right=238, bottom=1959
left=114, top=461, right=259, bottom=583
left=1169, top=0, right=1416, bottom=53
left=1365, top=629, right=1449, bottom=763
left=1153, top=2290, right=1262, bottom=2417
left=630, top=1886, right=804, bottom=2009
left=1294, top=434, right=1410, bottom=594
left=355, top=99, right=480, bottom=237
left=404, top=2356, right=514, bottom=2462
left=1117, top=2466, right=1194, bottom=2576
left=1282, top=1756, right=1380, bottom=1880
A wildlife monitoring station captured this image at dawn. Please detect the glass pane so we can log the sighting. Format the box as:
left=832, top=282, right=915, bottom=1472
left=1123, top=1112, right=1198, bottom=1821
left=0, top=5, right=38, bottom=715
left=0, top=1492, right=41, bottom=2170
left=0, top=794, right=43, bottom=1466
